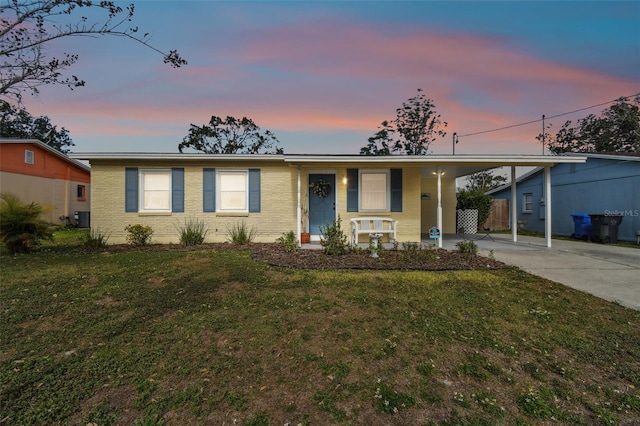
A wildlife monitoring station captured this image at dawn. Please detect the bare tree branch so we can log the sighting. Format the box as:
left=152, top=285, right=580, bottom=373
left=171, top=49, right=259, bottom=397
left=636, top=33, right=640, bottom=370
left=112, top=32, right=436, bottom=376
left=1, top=0, right=187, bottom=103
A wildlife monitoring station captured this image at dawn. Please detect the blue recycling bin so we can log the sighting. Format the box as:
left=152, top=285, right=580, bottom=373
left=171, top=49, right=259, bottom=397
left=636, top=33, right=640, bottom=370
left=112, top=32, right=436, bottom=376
left=571, top=213, right=592, bottom=240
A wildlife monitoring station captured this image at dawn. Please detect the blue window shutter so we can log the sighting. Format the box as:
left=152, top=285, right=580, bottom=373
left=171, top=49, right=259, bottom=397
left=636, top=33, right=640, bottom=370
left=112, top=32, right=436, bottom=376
left=203, top=168, right=215, bottom=212
left=125, top=167, right=138, bottom=212
left=171, top=168, right=184, bottom=212
left=248, top=169, right=260, bottom=213
left=347, top=168, right=358, bottom=212
left=390, top=168, right=403, bottom=212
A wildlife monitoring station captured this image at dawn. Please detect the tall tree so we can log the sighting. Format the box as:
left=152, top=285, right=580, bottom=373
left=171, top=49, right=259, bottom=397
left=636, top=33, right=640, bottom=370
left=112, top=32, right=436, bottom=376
left=178, top=115, right=283, bottom=154
left=361, top=88, right=447, bottom=155
left=359, top=121, right=393, bottom=156
left=543, top=96, right=640, bottom=154
left=1, top=0, right=187, bottom=103
left=0, top=101, right=73, bottom=152
left=465, top=170, right=507, bottom=193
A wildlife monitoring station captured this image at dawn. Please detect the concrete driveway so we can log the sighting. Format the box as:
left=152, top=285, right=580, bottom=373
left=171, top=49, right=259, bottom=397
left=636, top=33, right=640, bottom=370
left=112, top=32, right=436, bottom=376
left=439, top=233, right=640, bottom=311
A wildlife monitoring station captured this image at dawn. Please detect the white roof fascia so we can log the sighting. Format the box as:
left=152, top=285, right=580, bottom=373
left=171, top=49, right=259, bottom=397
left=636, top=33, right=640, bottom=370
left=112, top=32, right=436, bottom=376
left=283, top=154, right=587, bottom=166
left=562, top=152, right=640, bottom=162
left=69, top=152, right=285, bottom=161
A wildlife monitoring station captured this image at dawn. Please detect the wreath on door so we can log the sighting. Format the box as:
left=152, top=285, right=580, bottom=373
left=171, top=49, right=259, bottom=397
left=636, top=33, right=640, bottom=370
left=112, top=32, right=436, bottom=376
left=309, top=179, right=331, bottom=199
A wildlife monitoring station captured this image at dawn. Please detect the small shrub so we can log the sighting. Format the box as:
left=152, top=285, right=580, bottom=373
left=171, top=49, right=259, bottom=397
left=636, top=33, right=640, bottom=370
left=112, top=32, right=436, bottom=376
left=0, top=192, right=54, bottom=254
left=320, top=215, right=348, bottom=255
left=79, top=228, right=110, bottom=248
left=226, top=221, right=256, bottom=245
left=456, top=240, right=478, bottom=256
left=402, top=241, right=422, bottom=251
left=124, top=224, right=154, bottom=246
left=276, top=231, right=299, bottom=252
left=176, top=217, right=208, bottom=246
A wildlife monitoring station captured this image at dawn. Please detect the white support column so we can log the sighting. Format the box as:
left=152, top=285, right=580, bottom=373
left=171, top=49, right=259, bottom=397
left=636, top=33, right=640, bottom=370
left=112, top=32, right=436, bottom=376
left=296, top=166, right=302, bottom=247
left=437, top=170, right=443, bottom=248
left=511, top=166, right=517, bottom=243
left=544, top=166, right=552, bottom=248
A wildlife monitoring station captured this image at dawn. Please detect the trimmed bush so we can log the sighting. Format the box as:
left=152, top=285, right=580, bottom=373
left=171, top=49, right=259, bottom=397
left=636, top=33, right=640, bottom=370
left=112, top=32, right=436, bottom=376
left=124, top=224, right=154, bottom=246
left=0, top=193, right=54, bottom=254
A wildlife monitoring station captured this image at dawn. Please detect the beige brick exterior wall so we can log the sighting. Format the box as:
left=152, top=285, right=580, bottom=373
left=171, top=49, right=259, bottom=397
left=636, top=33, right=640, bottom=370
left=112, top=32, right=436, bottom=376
left=91, top=161, right=298, bottom=244
left=90, top=161, right=458, bottom=245
left=300, top=166, right=450, bottom=244
left=420, top=177, right=457, bottom=234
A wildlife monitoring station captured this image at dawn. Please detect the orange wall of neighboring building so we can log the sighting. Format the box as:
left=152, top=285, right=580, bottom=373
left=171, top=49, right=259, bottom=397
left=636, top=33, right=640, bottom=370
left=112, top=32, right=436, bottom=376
left=0, top=143, right=90, bottom=183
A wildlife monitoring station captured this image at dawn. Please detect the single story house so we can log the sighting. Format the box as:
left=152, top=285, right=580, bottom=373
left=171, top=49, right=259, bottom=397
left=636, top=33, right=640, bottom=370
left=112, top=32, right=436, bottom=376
left=488, top=153, right=640, bottom=242
left=69, top=152, right=586, bottom=247
left=0, top=139, right=91, bottom=226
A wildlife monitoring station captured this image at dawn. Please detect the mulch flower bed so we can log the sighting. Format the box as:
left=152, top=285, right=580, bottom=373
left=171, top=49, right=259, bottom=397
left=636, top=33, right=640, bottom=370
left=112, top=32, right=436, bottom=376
left=250, top=243, right=506, bottom=271
left=74, top=243, right=506, bottom=271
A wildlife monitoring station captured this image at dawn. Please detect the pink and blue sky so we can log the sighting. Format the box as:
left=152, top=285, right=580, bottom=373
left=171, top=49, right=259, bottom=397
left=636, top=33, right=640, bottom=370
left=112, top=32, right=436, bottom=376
left=23, top=1, right=640, bottom=155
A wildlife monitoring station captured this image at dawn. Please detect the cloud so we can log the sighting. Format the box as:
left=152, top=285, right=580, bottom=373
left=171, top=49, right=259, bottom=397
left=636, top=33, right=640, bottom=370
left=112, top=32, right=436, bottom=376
left=24, top=15, right=637, bottom=155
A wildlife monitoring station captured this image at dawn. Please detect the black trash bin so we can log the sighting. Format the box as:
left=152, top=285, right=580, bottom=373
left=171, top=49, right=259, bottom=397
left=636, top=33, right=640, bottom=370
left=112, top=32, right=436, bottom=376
left=570, top=213, right=592, bottom=240
left=590, top=214, right=623, bottom=244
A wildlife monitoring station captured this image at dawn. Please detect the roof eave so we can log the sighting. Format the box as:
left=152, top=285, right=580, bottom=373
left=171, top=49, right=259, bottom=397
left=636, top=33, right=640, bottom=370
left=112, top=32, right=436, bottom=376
left=69, top=152, right=588, bottom=166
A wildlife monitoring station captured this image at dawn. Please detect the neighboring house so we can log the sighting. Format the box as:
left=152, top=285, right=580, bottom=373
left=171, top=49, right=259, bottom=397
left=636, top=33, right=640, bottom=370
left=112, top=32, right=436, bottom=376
left=0, top=139, right=91, bottom=226
left=70, top=152, right=585, bottom=246
left=488, top=153, right=640, bottom=242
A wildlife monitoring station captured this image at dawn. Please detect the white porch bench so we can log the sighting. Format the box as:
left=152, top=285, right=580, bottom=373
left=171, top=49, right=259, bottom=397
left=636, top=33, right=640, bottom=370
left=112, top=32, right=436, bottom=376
left=350, top=217, right=398, bottom=246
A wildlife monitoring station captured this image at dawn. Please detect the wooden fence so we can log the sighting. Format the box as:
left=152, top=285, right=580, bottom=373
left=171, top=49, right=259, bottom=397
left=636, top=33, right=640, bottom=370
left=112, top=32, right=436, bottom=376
left=483, top=199, right=509, bottom=230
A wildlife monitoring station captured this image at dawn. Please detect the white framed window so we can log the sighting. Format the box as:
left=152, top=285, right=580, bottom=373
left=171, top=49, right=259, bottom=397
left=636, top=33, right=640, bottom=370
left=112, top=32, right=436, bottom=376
left=140, top=169, right=171, bottom=212
left=217, top=170, right=248, bottom=212
left=523, top=193, right=533, bottom=213
left=24, top=149, right=34, bottom=164
left=360, top=170, right=389, bottom=212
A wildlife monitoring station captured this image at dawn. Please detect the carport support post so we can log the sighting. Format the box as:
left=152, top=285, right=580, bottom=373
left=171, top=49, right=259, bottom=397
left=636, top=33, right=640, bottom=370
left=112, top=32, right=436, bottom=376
left=437, top=169, right=443, bottom=248
left=297, top=166, right=302, bottom=247
left=511, top=166, right=517, bottom=243
left=544, top=166, right=552, bottom=248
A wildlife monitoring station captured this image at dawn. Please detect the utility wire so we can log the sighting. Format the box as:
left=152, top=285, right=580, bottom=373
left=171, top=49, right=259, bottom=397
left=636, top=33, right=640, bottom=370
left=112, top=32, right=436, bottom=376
left=457, top=92, right=640, bottom=139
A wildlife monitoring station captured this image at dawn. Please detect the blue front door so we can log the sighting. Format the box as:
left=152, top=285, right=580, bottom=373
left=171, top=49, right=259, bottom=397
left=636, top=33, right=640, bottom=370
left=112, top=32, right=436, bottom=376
left=309, top=174, right=336, bottom=236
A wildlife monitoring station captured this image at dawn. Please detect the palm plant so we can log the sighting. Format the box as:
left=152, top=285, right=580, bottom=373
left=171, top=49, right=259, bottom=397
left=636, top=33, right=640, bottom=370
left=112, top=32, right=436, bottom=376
left=0, top=193, right=54, bottom=253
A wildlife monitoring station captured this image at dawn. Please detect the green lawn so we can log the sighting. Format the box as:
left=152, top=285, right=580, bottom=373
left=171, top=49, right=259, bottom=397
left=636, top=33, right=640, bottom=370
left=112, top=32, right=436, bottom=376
left=1, top=231, right=639, bottom=425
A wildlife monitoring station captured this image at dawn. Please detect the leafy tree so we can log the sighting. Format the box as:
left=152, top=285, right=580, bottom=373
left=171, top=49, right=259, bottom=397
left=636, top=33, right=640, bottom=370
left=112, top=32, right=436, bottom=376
left=543, top=96, right=640, bottom=154
left=359, top=121, right=393, bottom=156
left=465, top=170, right=507, bottom=193
left=178, top=115, right=283, bottom=154
left=0, top=192, right=54, bottom=254
left=1, top=0, right=187, bottom=102
left=0, top=101, right=73, bottom=152
left=361, top=88, right=447, bottom=155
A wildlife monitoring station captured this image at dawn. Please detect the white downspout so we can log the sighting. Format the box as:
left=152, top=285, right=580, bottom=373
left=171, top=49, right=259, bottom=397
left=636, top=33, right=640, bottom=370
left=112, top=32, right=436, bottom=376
left=437, top=170, right=443, bottom=248
left=297, top=166, right=302, bottom=247
left=511, top=166, right=517, bottom=243
left=545, top=166, right=552, bottom=248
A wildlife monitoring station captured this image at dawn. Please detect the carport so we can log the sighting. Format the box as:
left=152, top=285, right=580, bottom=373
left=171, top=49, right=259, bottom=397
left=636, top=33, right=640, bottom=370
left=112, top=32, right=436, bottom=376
left=286, top=154, right=587, bottom=248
